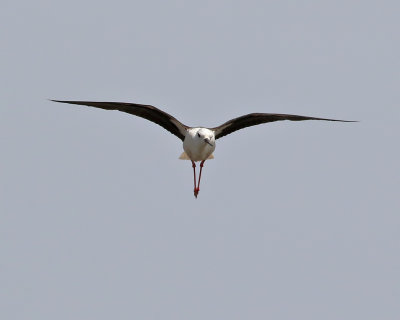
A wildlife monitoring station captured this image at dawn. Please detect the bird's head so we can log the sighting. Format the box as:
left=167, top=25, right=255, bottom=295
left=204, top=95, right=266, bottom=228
left=195, top=128, right=215, bottom=147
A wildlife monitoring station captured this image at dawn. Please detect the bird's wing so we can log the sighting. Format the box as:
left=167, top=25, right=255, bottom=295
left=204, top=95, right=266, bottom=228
left=212, top=113, right=356, bottom=139
left=51, top=100, right=189, bottom=141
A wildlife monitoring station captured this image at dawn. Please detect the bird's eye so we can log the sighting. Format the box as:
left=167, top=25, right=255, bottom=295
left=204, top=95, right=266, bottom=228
left=197, top=132, right=201, bottom=138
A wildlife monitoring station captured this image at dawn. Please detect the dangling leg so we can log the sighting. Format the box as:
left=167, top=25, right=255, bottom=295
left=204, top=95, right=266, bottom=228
left=191, top=161, right=198, bottom=198
left=195, top=160, right=205, bottom=197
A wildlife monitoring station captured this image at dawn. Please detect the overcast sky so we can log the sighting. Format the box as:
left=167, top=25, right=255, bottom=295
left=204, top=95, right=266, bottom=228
left=1, top=1, right=399, bottom=319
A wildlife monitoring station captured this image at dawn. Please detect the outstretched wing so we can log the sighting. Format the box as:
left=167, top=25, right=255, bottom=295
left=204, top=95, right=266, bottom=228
left=212, top=113, right=356, bottom=139
left=51, top=100, right=189, bottom=141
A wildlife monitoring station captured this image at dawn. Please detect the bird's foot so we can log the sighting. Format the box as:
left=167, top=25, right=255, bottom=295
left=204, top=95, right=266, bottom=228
left=194, top=188, right=200, bottom=198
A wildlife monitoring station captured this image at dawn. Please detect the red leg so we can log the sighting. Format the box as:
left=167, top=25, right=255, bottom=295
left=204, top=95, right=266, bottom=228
left=191, top=161, right=198, bottom=198
left=195, top=160, right=205, bottom=197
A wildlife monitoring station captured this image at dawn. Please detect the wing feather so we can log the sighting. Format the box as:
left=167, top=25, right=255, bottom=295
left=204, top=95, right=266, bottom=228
left=51, top=100, right=188, bottom=141
left=212, top=113, right=356, bottom=139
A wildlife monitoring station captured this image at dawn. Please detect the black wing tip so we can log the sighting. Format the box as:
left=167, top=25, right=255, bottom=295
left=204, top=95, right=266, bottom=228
left=319, top=118, right=358, bottom=123
left=49, top=99, right=74, bottom=104
left=49, top=99, right=105, bottom=106
left=48, top=99, right=147, bottom=106
left=327, top=119, right=359, bottom=123
left=49, top=99, right=97, bottom=103
left=50, top=99, right=85, bottom=103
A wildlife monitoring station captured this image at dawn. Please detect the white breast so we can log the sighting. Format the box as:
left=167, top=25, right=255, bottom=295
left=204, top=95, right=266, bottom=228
left=182, top=128, right=216, bottom=161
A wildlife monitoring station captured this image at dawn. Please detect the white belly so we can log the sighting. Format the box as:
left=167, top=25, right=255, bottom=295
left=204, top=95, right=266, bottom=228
left=183, top=138, right=215, bottom=161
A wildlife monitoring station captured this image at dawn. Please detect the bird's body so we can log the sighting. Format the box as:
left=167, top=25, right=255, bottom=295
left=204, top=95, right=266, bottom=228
left=183, top=128, right=216, bottom=162
left=51, top=99, right=355, bottom=198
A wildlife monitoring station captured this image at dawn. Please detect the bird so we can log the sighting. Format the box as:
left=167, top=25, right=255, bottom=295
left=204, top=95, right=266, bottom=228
left=51, top=100, right=355, bottom=198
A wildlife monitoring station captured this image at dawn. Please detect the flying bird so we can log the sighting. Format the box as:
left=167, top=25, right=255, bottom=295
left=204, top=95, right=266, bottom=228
left=51, top=100, right=355, bottom=198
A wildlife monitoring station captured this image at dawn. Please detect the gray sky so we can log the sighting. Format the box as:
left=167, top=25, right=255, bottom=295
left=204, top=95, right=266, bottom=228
left=1, top=1, right=399, bottom=319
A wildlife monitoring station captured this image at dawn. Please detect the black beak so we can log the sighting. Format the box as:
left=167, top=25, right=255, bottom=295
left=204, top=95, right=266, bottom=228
left=204, top=139, right=213, bottom=146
